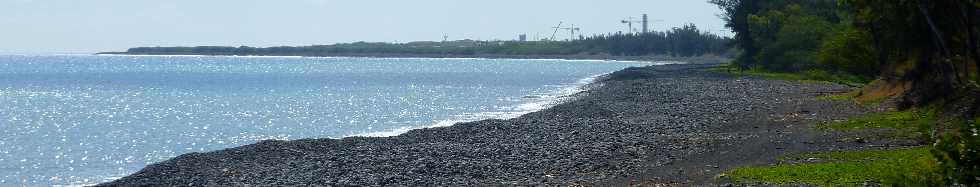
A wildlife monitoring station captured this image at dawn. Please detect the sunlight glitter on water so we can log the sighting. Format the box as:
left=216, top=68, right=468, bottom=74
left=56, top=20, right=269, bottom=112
left=0, top=55, right=652, bottom=186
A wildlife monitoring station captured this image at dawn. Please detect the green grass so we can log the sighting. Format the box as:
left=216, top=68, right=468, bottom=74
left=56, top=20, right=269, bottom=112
left=816, top=90, right=892, bottom=108
left=816, top=91, right=859, bottom=101
left=708, top=64, right=870, bottom=86
left=724, top=148, right=941, bottom=186
left=723, top=111, right=945, bottom=186
left=708, top=65, right=814, bottom=81
left=816, top=110, right=934, bottom=132
left=816, top=110, right=935, bottom=140
left=970, top=72, right=980, bottom=88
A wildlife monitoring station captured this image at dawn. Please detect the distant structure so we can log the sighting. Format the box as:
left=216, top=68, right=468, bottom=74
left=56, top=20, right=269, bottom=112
left=519, top=34, right=528, bottom=42
left=550, top=21, right=564, bottom=41
left=621, top=17, right=642, bottom=34
left=642, top=14, right=649, bottom=33
left=646, top=16, right=664, bottom=33
left=560, top=24, right=581, bottom=41
left=625, top=14, right=662, bottom=34
left=443, top=34, right=449, bottom=42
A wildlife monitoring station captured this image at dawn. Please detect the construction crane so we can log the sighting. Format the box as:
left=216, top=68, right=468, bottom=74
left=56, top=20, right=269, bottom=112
left=621, top=17, right=642, bottom=34
left=550, top=22, right=564, bottom=41
left=561, top=24, right=581, bottom=41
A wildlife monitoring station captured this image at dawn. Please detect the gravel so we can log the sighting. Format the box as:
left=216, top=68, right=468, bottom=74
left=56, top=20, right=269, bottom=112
left=98, top=64, right=865, bottom=186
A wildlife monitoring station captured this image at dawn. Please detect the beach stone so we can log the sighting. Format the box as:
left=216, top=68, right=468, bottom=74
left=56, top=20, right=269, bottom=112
left=98, top=63, right=860, bottom=186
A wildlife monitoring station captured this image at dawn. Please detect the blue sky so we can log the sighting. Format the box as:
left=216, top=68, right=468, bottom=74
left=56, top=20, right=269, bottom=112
left=0, top=0, right=728, bottom=53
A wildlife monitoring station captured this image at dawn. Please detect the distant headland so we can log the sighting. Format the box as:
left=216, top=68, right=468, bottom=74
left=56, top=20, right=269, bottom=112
left=99, top=25, right=732, bottom=62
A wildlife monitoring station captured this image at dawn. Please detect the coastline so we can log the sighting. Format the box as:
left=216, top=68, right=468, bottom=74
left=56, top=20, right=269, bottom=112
left=94, top=52, right=729, bottom=64
left=98, top=63, right=876, bottom=186
left=348, top=73, right=605, bottom=138
left=348, top=60, right=685, bottom=139
left=4, top=55, right=661, bottom=186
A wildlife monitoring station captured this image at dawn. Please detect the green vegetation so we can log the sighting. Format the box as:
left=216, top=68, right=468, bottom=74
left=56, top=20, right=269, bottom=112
left=724, top=148, right=941, bottom=186
left=728, top=118, right=979, bottom=186
left=113, top=24, right=730, bottom=58
left=722, top=109, right=953, bottom=186
left=721, top=106, right=980, bottom=186
left=709, top=0, right=979, bottom=89
left=724, top=110, right=937, bottom=186
left=709, top=63, right=869, bottom=86
left=710, top=0, right=979, bottom=185
left=933, top=118, right=980, bottom=186
left=709, top=0, right=873, bottom=75
left=817, top=110, right=933, bottom=132
left=816, top=91, right=858, bottom=102
left=724, top=109, right=978, bottom=186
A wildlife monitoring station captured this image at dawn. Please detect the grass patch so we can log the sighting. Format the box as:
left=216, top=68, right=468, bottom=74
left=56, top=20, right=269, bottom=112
left=708, top=64, right=870, bottom=86
left=708, top=65, right=814, bottom=82
left=816, top=89, right=888, bottom=107
left=816, top=91, right=859, bottom=102
left=816, top=110, right=935, bottom=140
left=817, top=110, right=934, bottom=131
left=723, top=148, right=941, bottom=186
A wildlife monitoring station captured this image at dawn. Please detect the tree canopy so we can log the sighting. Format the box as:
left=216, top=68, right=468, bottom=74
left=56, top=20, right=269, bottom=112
left=117, top=25, right=730, bottom=58
left=711, top=0, right=979, bottom=185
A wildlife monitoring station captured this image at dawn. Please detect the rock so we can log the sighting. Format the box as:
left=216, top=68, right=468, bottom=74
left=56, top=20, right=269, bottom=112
left=855, top=137, right=867, bottom=143
left=97, top=64, right=863, bottom=186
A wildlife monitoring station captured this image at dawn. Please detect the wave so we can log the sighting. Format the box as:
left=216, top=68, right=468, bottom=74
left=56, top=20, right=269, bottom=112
left=347, top=60, right=687, bottom=138
left=91, top=54, right=686, bottom=64
left=347, top=73, right=603, bottom=138
left=94, top=54, right=306, bottom=59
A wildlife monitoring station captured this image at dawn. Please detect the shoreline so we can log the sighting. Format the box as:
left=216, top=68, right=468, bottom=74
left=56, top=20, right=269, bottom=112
left=41, top=57, right=657, bottom=186
left=98, top=63, right=873, bottom=186
left=94, top=52, right=729, bottom=64
left=347, top=73, right=607, bottom=138
left=347, top=60, right=687, bottom=139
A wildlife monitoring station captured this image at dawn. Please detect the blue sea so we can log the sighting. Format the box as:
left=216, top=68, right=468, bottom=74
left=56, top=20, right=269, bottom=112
left=0, top=55, right=657, bottom=186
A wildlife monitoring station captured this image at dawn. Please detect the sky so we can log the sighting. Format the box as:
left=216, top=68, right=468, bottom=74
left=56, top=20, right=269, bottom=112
left=0, top=0, right=730, bottom=54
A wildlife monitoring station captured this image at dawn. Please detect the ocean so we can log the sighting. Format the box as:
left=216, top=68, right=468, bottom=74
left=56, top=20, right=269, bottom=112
left=0, top=55, right=655, bottom=186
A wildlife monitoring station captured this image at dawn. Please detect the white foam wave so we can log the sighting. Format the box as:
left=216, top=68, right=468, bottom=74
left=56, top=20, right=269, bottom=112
left=348, top=73, right=603, bottom=138
left=92, top=54, right=692, bottom=66
left=95, top=54, right=307, bottom=59
left=348, top=60, right=692, bottom=138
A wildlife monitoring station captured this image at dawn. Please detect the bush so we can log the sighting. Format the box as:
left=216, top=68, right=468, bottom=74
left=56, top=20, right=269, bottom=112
left=817, top=26, right=879, bottom=77
left=802, top=69, right=833, bottom=82
left=932, top=118, right=980, bottom=186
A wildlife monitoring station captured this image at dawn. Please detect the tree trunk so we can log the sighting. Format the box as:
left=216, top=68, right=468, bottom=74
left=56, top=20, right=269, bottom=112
left=960, top=2, right=978, bottom=83
left=969, top=2, right=980, bottom=83
left=917, top=3, right=951, bottom=57
left=917, top=2, right=960, bottom=87
left=734, top=0, right=758, bottom=71
left=869, top=23, right=889, bottom=69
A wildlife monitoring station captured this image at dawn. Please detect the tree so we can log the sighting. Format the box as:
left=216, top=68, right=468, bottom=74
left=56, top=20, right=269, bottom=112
left=710, top=0, right=760, bottom=70
left=842, top=0, right=978, bottom=105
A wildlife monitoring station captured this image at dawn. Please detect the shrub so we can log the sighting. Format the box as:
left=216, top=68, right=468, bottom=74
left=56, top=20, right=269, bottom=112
left=817, top=27, right=879, bottom=77
left=932, top=118, right=980, bottom=186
